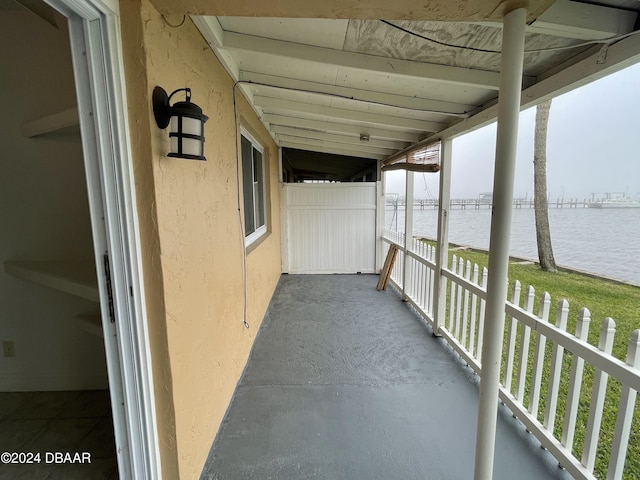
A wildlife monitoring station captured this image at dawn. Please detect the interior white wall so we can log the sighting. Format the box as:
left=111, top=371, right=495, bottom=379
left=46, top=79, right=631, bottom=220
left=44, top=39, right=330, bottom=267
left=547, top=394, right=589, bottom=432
left=0, top=8, right=108, bottom=391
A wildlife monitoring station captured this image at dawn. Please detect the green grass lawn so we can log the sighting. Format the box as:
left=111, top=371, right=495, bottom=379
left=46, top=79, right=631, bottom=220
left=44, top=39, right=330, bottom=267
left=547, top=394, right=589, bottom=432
left=420, top=240, right=640, bottom=479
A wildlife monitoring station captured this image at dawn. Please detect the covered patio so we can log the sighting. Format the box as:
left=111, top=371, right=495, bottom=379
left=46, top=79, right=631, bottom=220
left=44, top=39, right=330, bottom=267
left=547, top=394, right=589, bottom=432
left=133, top=1, right=640, bottom=477
left=186, top=4, right=640, bottom=477
left=5, top=0, right=638, bottom=478
left=201, top=274, right=572, bottom=479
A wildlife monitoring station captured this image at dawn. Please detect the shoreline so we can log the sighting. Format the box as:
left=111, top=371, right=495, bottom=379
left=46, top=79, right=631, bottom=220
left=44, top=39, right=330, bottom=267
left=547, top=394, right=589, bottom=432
left=417, top=236, right=640, bottom=289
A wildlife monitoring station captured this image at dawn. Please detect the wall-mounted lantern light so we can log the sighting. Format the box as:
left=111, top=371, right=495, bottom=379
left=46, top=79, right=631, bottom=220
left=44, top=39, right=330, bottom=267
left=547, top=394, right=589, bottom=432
left=152, top=86, right=209, bottom=161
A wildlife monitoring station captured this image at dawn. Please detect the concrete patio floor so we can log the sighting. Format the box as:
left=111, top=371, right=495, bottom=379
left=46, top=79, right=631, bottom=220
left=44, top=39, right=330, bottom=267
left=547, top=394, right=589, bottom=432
left=201, top=274, right=573, bottom=480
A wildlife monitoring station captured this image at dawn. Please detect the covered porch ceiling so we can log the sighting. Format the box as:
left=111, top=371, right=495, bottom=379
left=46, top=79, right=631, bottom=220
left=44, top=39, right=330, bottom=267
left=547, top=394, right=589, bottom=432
left=185, top=0, right=639, bottom=163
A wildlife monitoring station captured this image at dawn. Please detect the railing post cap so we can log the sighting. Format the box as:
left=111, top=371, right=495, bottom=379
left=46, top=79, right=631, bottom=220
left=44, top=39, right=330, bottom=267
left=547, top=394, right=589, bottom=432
left=577, top=305, right=590, bottom=317
left=601, top=316, right=616, bottom=332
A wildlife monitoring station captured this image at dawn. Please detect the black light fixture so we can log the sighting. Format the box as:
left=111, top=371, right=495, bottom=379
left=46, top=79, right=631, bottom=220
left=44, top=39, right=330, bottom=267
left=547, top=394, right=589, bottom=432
left=152, top=86, right=209, bottom=161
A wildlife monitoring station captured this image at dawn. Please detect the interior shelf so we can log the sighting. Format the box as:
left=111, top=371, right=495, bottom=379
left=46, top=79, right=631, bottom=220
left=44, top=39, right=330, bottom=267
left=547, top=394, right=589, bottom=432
left=20, top=107, right=80, bottom=138
left=4, top=260, right=99, bottom=302
left=74, top=314, right=103, bottom=338
left=4, top=261, right=104, bottom=337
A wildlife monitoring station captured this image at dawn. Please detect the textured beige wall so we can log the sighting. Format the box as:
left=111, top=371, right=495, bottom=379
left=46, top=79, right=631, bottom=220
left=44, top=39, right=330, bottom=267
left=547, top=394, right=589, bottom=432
left=120, top=1, right=282, bottom=478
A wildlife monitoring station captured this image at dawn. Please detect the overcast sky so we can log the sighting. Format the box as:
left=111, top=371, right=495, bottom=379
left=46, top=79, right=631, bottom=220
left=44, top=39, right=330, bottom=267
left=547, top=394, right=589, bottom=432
left=385, top=61, right=640, bottom=201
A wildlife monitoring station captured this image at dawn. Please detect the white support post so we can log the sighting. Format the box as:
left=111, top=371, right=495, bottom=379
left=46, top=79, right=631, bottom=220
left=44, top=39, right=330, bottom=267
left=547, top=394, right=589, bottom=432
left=376, top=160, right=385, bottom=271
left=608, top=330, right=640, bottom=480
left=474, top=6, right=527, bottom=480
left=433, top=138, right=452, bottom=335
left=402, top=170, right=414, bottom=299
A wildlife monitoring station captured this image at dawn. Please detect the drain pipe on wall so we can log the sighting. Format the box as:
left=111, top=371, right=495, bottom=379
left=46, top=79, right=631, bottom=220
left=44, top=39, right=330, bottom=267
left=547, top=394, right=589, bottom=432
left=232, top=82, right=250, bottom=329
left=474, top=6, right=527, bottom=480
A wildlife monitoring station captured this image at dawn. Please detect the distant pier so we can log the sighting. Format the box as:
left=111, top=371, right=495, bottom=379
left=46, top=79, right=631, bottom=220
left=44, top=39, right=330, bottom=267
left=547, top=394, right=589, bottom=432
left=386, top=198, right=594, bottom=209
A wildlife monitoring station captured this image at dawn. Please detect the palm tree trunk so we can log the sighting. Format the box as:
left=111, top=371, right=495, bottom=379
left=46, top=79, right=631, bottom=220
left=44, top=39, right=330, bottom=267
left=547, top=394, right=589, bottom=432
left=534, top=99, right=557, bottom=272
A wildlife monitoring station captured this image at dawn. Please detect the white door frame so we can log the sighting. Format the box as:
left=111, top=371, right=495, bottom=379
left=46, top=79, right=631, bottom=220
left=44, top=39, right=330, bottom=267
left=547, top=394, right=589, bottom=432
left=45, top=0, right=161, bottom=478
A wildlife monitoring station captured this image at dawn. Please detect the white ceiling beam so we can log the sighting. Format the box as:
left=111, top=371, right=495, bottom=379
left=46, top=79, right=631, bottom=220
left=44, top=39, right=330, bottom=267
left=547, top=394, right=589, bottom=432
left=253, top=86, right=446, bottom=125
left=471, top=0, right=637, bottom=40
left=239, top=71, right=475, bottom=117
left=529, top=0, right=637, bottom=40
left=255, top=96, right=442, bottom=132
left=263, top=114, right=425, bottom=143
left=271, top=126, right=409, bottom=150
left=279, top=141, right=386, bottom=161
left=223, top=31, right=506, bottom=91
left=192, top=15, right=224, bottom=47
left=426, top=33, right=640, bottom=142
left=276, top=134, right=395, bottom=156
left=192, top=16, right=279, bottom=146
left=191, top=16, right=240, bottom=79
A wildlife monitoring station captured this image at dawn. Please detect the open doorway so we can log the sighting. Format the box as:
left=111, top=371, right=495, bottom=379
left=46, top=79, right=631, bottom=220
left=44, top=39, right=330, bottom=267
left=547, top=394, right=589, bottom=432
left=282, top=148, right=378, bottom=183
left=280, top=149, right=380, bottom=274
left=0, top=3, right=119, bottom=478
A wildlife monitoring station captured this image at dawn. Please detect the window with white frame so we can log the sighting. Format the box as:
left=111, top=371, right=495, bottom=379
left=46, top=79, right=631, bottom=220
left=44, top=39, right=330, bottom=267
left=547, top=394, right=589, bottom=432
left=241, top=129, right=267, bottom=245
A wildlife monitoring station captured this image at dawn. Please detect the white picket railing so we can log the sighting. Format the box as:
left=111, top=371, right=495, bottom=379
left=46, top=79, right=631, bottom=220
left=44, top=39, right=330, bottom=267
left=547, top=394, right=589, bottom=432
left=381, top=230, right=640, bottom=480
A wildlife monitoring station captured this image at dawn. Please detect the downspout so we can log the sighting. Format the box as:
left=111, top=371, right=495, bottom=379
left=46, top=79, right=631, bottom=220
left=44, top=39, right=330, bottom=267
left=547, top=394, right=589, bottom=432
left=433, top=138, right=452, bottom=335
left=474, top=6, right=527, bottom=480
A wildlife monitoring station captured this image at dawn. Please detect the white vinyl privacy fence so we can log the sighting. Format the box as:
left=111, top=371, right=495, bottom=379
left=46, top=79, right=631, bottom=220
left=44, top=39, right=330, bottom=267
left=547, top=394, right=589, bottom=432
left=382, top=229, right=640, bottom=480
left=282, top=183, right=377, bottom=274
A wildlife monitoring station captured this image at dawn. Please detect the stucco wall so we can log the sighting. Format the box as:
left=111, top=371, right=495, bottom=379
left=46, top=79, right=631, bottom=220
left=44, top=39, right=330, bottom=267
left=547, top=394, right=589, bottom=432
left=120, top=2, right=282, bottom=478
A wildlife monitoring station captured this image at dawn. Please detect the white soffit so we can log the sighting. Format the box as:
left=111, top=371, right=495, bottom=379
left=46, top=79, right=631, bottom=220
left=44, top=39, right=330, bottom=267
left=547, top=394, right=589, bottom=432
left=332, top=67, right=493, bottom=106
left=247, top=84, right=453, bottom=124
left=217, top=17, right=350, bottom=49
left=233, top=49, right=341, bottom=86
left=193, top=2, right=640, bottom=161
left=527, top=0, right=637, bottom=40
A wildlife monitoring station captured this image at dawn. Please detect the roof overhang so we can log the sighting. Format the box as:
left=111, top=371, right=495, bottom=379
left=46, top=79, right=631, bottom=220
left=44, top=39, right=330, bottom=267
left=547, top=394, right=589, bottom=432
left=185, top=1, right=639, bottom=165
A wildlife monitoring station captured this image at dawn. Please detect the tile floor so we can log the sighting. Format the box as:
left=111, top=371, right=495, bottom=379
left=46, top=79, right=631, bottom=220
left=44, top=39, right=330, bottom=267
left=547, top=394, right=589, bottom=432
left=0, top=390, right=118, bottom=480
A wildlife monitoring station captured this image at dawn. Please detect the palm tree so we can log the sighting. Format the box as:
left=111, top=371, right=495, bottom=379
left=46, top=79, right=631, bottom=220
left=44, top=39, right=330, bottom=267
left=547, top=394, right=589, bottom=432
left=533, top=99, right=557, bottom=272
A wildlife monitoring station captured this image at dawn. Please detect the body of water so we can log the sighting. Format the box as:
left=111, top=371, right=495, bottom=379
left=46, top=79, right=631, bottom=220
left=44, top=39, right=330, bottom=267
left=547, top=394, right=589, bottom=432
left=386, top=206, right=640, bottom=285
